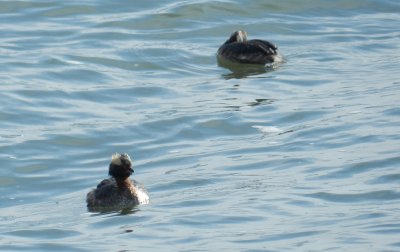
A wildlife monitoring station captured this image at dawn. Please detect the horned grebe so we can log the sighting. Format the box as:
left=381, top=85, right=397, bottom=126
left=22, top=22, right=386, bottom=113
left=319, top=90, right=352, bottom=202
left=86, top=153, right=149, bottom=210
left=217, top=30, right=280, bottom=65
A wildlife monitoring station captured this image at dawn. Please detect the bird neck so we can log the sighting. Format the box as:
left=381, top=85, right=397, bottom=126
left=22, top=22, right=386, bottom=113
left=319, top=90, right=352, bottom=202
left=115, top=177, right=132, bottom=189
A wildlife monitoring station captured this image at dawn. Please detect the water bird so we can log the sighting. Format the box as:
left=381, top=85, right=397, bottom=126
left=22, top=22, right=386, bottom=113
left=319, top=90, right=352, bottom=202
left=86, top=153, right=149, bottom=210
left=217, top=30, right=280, bottom=65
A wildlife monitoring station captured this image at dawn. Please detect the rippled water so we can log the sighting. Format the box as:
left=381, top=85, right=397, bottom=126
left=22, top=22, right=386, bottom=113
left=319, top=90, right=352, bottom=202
left=1, top=0, right=400, bottom=251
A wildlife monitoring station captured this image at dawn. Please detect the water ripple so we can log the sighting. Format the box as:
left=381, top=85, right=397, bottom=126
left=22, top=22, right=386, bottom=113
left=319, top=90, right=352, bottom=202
left=303, top=190, right=400, bottom=203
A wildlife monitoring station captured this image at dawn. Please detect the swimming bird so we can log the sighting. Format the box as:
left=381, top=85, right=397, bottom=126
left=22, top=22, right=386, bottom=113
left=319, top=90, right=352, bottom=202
left=86, top=153, right=149, bottom=210
left=217, top=30, right=279, bottom=65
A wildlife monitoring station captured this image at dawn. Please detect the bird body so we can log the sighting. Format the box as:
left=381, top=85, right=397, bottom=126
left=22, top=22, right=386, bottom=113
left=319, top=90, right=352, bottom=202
left=217, top=30, right=279, bottom=65
left=86, top=153, right=149, bottom=211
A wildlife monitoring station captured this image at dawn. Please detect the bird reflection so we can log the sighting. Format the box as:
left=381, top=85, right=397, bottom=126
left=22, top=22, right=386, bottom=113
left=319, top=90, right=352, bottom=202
left=247, top=98, right=275, bottom=107
left=88, top=205, right=141, bottom=216
left=218, top=57, right=276, bottom=79
left=221, top=98, right=276, bottom=112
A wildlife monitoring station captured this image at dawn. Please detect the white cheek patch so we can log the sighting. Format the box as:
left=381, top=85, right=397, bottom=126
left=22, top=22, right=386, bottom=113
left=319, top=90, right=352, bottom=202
left=237, top=30, right=247, bottom=43
left=123, top=153, right=132, bottom=163
left=111, top=153, right=122, bottom=166
left=111, top=153, right=132, bottom=166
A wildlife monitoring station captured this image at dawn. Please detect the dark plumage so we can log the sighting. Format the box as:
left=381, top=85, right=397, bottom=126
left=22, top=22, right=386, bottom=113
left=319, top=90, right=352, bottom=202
left=217, top=30, right=279, bottom=65
left=86, top=153, right=149, bottom=211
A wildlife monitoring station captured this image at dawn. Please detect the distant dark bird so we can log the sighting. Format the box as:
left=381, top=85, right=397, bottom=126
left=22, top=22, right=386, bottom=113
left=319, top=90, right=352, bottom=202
left=217, top=30, right=280, bottom=65
left=86, top=153, right=149, bottom=211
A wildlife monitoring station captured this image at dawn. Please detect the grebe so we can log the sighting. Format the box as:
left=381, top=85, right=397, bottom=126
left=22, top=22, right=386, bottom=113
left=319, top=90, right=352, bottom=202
left=86, top=153, right=149, bottom=210
left=217, top=30, right=280, bottom=65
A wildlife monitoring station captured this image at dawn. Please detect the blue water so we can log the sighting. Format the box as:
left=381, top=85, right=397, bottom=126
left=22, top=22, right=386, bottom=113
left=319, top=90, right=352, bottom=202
left=1, top=0, right=400, bottom=251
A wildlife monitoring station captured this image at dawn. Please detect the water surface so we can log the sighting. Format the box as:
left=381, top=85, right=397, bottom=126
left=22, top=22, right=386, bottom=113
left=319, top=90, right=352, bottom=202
left=1, top=0, right=400, bottom=251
